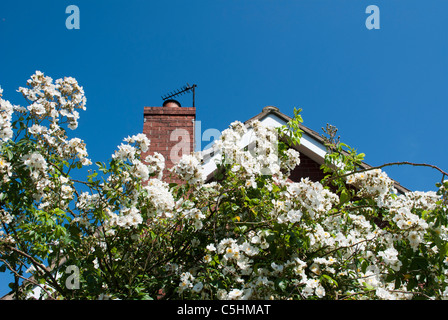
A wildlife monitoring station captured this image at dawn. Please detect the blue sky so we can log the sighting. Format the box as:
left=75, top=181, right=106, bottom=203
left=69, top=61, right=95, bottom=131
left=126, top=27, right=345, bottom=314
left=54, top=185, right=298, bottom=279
left=0, top=0, right=447, bottom=297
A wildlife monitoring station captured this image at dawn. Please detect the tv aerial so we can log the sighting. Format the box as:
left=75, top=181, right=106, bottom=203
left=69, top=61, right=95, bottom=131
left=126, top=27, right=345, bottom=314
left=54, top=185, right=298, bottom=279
left=161, top=83, right=197, bottom=108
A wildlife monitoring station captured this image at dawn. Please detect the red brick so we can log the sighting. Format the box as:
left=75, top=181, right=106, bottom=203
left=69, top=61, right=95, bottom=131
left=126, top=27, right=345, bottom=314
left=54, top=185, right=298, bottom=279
left=142, top=104, right=196, bottom=184
left=288, top=152, right=325, bottom=183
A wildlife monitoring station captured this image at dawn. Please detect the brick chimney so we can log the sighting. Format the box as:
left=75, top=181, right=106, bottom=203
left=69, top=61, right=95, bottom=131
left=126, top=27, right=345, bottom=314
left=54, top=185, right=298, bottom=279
left=142, top=99, right=196, bottom=182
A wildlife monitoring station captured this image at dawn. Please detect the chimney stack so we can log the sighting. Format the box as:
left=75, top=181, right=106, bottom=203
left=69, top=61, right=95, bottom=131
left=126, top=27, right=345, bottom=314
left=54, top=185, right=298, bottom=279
left=142, top=99, right=196, bottom=182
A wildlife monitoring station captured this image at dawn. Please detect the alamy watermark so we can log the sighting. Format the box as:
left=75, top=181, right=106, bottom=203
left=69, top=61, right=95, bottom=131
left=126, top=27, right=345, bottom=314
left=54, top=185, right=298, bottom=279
left=365, top=5, right=380, bottom=30
left=66, top=5, right=80, bottom=30
left=65, top=265, right=80, bottom=290
left=64, top=5, right=380, bottom=31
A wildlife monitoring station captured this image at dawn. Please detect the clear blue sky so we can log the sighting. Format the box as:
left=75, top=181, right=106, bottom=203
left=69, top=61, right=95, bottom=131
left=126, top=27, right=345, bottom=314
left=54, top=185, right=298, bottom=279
left=0, top=0, right=447, bottom=297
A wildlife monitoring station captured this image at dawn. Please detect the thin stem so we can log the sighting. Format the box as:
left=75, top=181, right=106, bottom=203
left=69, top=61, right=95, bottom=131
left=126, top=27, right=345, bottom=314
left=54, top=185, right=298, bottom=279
left=3, top=244, right=66, bottom=297
left=0, top=258, right=56, bottom=300
left=326, top=161, right=448, bottom=184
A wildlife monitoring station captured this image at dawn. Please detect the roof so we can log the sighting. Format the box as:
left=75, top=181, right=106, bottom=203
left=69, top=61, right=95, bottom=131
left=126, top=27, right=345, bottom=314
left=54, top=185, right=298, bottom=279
left=201, top=106, right=410, bottom=194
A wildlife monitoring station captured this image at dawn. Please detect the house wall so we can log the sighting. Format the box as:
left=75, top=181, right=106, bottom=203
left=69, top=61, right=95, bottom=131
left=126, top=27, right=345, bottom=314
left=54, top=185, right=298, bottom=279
left=288, top=151, right=326, bottom=183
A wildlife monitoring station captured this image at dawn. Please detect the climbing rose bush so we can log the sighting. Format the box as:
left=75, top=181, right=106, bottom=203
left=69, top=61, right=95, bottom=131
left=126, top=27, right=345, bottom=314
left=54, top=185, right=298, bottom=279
left=0, top=72, right=447, bottom=300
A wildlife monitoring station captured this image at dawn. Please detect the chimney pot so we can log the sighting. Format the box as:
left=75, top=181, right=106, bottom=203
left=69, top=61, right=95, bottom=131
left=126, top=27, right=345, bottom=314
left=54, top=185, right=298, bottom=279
left=163, top=99, right=181, bottom=108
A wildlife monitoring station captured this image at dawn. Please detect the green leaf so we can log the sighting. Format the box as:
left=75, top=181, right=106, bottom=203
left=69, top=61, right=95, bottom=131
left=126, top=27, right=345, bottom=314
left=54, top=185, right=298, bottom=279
left=360, top=259, right=369, bottom=274
left=363, top=282, right=374, bottom=291
left=410, top=257, right=428, bottom=270
left=322, top=274, right=338, bottom=287
left=385, top=273, right=395, bottom=283
left=394, top=276, right=401, bottom=289
left=406, top=277, right=418, bottom=291
left=88, top=172, right=98, bottom=179
left=276, top=279, right=288, bottom=292
left=339, top=189, right=350, bottom=205
left=6, top=149, right=13, bottom=161
left=356, top=153, right=365, bottom=162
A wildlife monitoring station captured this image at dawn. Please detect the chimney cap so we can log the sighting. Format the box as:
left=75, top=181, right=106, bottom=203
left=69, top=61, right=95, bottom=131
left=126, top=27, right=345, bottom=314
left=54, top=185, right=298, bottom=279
left=163, top=99, right=181, bottom=108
